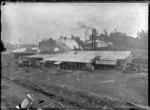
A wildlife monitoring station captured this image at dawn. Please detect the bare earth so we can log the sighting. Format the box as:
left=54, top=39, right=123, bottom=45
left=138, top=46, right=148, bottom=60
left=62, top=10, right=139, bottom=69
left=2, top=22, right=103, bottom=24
left=1, top=52, right=148, bottom=109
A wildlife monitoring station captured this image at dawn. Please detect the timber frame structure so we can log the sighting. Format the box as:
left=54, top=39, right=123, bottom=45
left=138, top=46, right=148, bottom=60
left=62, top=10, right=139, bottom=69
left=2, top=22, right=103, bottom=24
left=43, top=51, right=133, bottom=71
left=20, top=51, right=134, bottom=71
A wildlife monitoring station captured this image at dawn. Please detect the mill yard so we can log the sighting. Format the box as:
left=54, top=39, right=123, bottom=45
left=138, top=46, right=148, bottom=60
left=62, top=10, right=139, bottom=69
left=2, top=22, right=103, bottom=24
left=1, top=48, right=148, bottom=109
left=1, top=2, right=149, bottom=110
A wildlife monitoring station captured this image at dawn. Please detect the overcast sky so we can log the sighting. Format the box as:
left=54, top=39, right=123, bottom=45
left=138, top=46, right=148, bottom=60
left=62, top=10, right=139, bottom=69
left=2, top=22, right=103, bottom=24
left=1, top=3, right=148, bottom=44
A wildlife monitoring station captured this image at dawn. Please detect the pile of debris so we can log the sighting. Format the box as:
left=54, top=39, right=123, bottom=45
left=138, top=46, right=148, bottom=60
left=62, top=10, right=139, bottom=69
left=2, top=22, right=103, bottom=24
left=123, top=57, right=148, bottom=73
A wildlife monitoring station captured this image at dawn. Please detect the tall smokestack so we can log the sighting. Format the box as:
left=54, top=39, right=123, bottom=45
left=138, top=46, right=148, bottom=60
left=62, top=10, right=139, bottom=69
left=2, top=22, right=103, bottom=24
left=92, top=28, right=97, bottom=51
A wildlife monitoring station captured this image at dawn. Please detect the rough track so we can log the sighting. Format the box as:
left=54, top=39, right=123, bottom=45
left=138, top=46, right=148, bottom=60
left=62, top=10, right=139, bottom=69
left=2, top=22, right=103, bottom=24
left=2, top=75, right=148, bottom=110
left=1, top=76, right=68, bottom=109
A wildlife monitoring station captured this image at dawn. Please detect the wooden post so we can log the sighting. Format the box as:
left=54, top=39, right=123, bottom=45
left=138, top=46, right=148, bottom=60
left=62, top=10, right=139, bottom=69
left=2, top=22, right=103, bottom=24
left=141, top=64, right=142, bottom=72
left=64, top=63, right=66, bottom=69
left=70, top=62, right=71, bottom=69
left=123, top=62, right=127, bottom=72
left=60, top=63, right=62, bottom=69
left=71, top=62, right=72, bottom=69
left=79, top=63, right=81, bottom=70
left=79, top=63, right=80, bottom=70
left=70, top=62, right=72, bottom=69
left=76, top=63, right=77, bottom=70
left=63, top=63, right=65, bottom=69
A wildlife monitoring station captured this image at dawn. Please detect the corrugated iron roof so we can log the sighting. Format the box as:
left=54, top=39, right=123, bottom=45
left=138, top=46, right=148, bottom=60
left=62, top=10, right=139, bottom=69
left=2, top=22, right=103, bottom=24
left=24, top=54, right=55, bottom=59
left=38, top=60, right=47, bottom=63
left=54, top=61, right=62, bottom=65
left=44, top=51, right=132, bottom=63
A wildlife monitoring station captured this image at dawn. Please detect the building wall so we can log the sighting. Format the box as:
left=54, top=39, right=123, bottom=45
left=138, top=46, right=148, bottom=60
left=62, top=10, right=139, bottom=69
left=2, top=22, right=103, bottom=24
left=46, top=58, right=131, bottom=71
left=97, top=42, right=108, bottom=47
left=43, top=52, right=134, bottom=71
left=60, top=62, right=88, bottom=70
left=115, top=52, right=133, bottom=70
left=94, top=64, right=116, bottom=70
left=13, top=52, right=35, bottom=59
left=116, top=59, right=126, bottom=70
left=29, top=57, right=43, bottom=63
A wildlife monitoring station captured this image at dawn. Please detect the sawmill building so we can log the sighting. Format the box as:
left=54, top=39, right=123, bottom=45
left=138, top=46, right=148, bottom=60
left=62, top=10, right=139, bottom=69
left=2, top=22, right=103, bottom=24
left=43, top=51, right=133, bottom=70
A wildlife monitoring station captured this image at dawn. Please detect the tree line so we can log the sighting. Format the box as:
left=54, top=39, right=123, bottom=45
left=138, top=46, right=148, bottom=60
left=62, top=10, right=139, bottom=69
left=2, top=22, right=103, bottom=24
left=38, top=38, right=56, bottom=51
left=88, top=29, right=148, bottom=50
left=38, top=29, right=148, bottom=51
left=2, top=29, right=147, bottom=51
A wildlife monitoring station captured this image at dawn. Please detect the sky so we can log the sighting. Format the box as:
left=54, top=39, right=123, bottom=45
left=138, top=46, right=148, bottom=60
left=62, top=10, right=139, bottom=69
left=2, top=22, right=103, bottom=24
left=1, top=3, right=148, bottom=44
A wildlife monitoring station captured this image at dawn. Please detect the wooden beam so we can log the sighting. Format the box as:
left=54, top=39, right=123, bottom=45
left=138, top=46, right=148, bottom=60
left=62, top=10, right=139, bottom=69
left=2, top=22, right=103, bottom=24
left=122, top=100, right=149, bottom=109
left=123, top=62, right=127, bottom=71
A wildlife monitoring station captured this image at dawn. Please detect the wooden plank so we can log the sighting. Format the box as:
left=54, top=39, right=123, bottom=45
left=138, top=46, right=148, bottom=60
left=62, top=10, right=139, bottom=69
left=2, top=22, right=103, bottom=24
left=122, top=100, right=149, bottom=109
left=123, top=62, right=127, bottom=71
left=104, top=94, right=113, bottom=101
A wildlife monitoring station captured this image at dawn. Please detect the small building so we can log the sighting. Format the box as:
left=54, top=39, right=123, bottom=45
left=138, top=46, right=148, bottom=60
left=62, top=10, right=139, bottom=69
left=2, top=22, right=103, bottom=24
left=12, top=48, right=27, bottom=53
left=13, top=52, right=36, bottom=59
left=84, top=40, right=113, bottom=50
left=54, top=47, right=59, bottom=52
left=22, top=54, right=55, bottom=64
left=31, top=47, right=39, bottom=52
left=96, top=40, right=108, bottom=48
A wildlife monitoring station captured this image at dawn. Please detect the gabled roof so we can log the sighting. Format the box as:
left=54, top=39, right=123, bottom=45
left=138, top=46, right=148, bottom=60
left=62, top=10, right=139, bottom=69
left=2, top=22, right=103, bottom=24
left=44, top=51, right=132, bottom=63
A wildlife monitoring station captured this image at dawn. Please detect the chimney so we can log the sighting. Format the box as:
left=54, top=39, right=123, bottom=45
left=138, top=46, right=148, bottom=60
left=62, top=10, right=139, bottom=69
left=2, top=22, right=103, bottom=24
left=92, top=28, right=97, bottom=51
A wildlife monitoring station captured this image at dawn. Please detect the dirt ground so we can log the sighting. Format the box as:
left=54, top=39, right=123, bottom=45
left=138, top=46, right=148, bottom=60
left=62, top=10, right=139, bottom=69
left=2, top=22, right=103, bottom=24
left=1, top=52, right=148, bottom=109
left=1, top=52, right=70, bottom=109
left=1, top=78, right=66, bottom=109
left=20, top=68, right=148, bottom=105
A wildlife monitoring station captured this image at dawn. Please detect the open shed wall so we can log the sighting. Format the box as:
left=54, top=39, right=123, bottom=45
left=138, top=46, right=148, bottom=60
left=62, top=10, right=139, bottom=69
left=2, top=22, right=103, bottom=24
left=116, top=59, right=126, bottom=70
left=13, top=52, right=36, bottom=59
left=45, top=59, right=130, bottom=71
left=23, top=54, right=56, bottom=64
left=60, top=62, right=89, bottom=70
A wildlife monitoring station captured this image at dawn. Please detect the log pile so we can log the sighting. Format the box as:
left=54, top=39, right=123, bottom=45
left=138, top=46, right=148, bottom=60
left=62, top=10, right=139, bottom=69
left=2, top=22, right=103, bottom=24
left=123, top=56, right=148, bottom=73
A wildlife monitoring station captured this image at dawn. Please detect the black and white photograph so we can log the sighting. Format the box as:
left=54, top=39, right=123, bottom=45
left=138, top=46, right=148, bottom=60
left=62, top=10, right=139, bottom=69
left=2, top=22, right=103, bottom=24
left=1, top=2, right=148, bottom=109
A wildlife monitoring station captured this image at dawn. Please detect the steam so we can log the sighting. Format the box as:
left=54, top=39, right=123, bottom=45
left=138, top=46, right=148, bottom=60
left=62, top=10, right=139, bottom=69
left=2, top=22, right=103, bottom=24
left=77, top=22, right=94, bottom=41
left=55, top=38, right=81, bottom=50
left=77, top=22, right=94, bottom=30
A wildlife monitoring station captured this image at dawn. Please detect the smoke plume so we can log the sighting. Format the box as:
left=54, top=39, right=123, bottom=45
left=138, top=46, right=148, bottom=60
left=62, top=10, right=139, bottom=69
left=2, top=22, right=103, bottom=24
left=77, top=22, right=94, bottom=30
